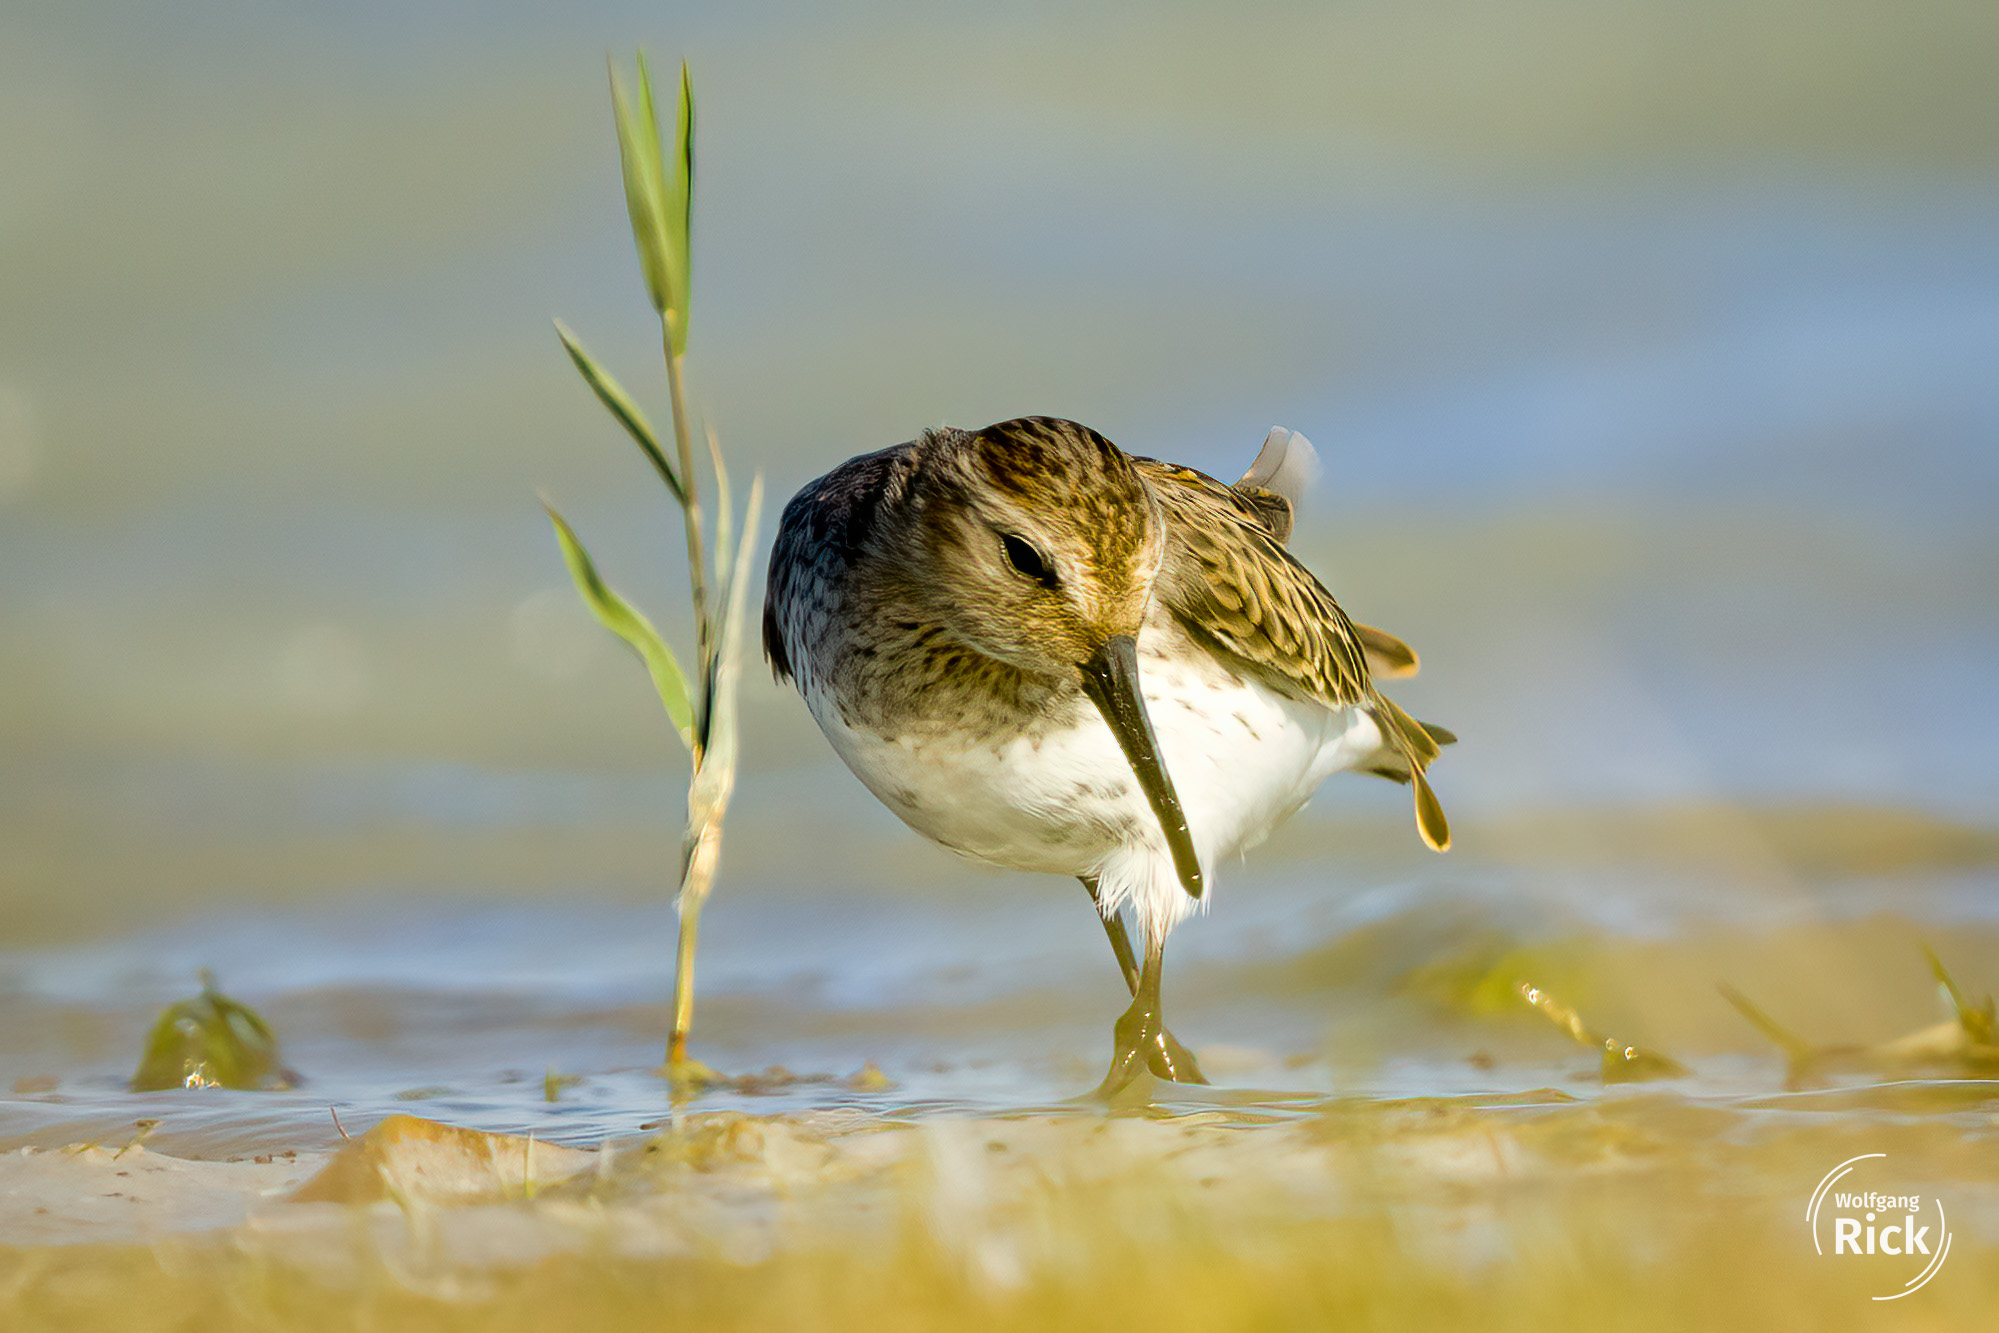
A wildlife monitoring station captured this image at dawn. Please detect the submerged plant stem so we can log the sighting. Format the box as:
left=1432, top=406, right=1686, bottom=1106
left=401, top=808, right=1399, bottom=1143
left=669, top=814, right=723, bottom=1080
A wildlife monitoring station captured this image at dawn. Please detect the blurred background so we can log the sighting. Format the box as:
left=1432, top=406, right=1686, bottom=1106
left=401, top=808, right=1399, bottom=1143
left=1, top=0, right=1996, bottom=1134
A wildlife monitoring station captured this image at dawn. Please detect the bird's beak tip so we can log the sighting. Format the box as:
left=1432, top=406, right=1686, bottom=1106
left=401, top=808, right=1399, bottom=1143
left=1080, top=635, right=1204, bottom=901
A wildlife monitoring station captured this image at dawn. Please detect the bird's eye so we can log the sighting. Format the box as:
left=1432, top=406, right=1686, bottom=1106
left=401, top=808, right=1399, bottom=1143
left=1001, top=534, right=1057, bottom=588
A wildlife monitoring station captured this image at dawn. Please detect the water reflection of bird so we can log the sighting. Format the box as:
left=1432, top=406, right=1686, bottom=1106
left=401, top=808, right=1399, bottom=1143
left=764, top=416, right=1451, bottom=1094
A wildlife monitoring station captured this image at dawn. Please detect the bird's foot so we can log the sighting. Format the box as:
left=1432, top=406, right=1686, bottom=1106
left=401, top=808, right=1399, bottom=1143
left=1096, top=998, right=1207, bottom=1097
left=1153, top=1027, right=1207, bottom=1085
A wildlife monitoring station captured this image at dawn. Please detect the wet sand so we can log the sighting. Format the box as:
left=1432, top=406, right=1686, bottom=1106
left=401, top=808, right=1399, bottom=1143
left=3, top=1087, right=1995, bottom=1331
left=5, top=800, right=1999, bottom=1330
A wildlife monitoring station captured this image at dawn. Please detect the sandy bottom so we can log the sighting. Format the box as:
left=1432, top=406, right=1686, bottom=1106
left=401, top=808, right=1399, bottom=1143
left=3, top=1086, right=1995, bottom=1332
left=5, top=805, right=1998, bottom=1327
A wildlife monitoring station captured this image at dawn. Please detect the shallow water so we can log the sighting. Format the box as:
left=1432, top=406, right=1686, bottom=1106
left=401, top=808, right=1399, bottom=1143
left=4, top=800, right=1996, bottom=1159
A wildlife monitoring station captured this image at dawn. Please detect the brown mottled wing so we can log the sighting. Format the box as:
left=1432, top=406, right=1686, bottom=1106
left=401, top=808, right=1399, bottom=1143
left=1136, top=459, right=1371, bottom=710
left=1233, top=485, right=1294, bottom=543
left=1135, top=458, right=1452, bottom=851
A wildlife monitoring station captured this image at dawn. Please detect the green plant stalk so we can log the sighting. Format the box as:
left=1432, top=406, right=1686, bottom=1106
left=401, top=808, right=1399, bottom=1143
left=663, top=322, right=712, bottom=716
left=662, top=323, right=710, bottom=1075
left=669, top=475, right=761, bottom=1077
left=671, top=809, right=722, bottom=1072
left=557, top=53, right=758, bottom=1083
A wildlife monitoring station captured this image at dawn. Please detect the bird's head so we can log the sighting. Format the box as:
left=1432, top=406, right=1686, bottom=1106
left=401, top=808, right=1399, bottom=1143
left=899, top=417, right=1202, bottom=899
left=906, top=417, right=1161, bottom=670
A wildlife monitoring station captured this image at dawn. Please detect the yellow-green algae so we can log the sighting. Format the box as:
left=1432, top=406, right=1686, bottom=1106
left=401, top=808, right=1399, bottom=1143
left=128, top=972, right=292, bottom=1093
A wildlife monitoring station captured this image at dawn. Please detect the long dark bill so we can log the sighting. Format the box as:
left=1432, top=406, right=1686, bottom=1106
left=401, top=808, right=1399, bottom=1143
left=1079, top=634, right=1204, bottom=900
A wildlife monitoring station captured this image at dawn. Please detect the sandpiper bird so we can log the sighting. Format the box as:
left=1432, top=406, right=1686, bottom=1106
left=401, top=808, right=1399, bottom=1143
left=763, top=416, right=1451, bottom=1094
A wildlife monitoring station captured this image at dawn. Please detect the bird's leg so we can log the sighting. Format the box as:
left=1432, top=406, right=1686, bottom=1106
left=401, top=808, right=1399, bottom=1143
left=1097, top=931, right=1179, bottom=1096
left=1080, top=878, right=1205, bottom=1084
left=1080, top=876, right=1141, bottom=991
left=1091, top=922, right=1205, bottom=1097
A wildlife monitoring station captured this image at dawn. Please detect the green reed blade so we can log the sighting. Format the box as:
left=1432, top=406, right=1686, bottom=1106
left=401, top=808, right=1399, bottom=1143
left=609, top=54, right=672, bottom=321
left=667, top=60, right=693, bottom=355
left=607, top=54, right=692, bottom=354
left=544, top=501, right=695, bottom=752
left=707, top=425, right=733, bottom=621
left=553, top=320, right=685, bottom=506
left=692, top=475, right=763, bottom=775
left=1924, top=943, right=1996, bottom=1044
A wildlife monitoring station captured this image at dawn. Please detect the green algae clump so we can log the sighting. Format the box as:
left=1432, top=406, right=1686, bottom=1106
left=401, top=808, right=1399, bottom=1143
left=130, top=971, right=294, bottom=1092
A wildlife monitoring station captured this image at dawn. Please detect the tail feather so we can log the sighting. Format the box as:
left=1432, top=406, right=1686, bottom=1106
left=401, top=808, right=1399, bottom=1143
left=1374, top=694, right=1440, bottom=767
left=1236, top=427, right=1319, bottom=506
left=1367, top=694, right=1452, bottom=852
left=1232, top=427, right=1319, bottom=544
left=1412, top=766, right=1451, bottom=852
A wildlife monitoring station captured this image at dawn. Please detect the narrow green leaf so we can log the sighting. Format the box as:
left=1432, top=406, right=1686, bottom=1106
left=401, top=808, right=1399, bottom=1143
left=609, top=54, right=673, bottom=318
left=607, top=53, right=691, bottom=352
left=552, top=320, right=685, bottom=505
left=544, top=501, right=695, bottom=752
left=694, top=475, right=763, bottom=762
left=666, top=60, right=694, bottom=355
left=706, top=422, right=733, bottom=618
left=687, top=423, right=732, bottom=749
left=721, top=476, right=763, bottom=678
left=1925, top=943, right=1996, bottom=1044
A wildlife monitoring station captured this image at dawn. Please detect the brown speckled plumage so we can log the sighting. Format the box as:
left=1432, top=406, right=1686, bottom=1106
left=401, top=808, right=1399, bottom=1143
left=762, top=415, right=1451, bottom=1093
left=764, top=416, right=1450, bottom=849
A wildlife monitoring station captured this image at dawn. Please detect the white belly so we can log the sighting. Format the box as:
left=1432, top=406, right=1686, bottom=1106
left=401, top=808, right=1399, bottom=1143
left=805, top=643, right=1383, bottom=942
